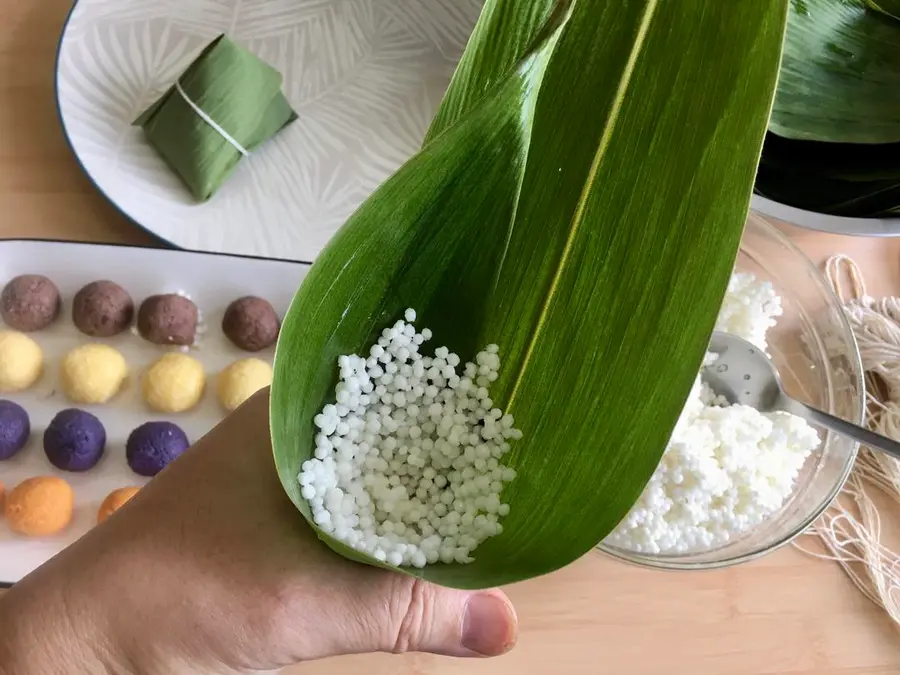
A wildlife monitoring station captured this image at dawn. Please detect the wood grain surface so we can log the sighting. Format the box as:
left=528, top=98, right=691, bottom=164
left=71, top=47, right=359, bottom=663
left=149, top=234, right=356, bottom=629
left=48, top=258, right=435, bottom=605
left=3, top=1, right=900, bottom=673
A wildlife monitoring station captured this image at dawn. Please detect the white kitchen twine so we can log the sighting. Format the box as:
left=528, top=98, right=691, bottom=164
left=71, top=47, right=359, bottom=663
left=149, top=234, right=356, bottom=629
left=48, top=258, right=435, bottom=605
left=793, top=254, right=900, bottom=624
left=174, top=80, right=248, bottom=156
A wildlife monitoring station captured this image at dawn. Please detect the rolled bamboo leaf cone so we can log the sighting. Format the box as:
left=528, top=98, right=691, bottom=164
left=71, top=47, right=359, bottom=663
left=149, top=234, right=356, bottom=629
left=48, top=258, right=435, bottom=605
left=133, top=34, right=298, bottom=202
left=270, top=0, right=788, bottom=589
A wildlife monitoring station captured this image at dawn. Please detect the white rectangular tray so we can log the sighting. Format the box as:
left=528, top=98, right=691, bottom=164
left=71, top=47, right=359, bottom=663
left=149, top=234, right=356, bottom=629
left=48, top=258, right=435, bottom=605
left=0, top=240, right=309, bottom=585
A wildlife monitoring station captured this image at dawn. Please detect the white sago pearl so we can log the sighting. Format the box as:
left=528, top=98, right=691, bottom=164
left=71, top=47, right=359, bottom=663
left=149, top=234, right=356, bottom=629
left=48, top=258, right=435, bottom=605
left=604, top=272, right=818, bottom=556
left=298, top=309, right=521, bottom=568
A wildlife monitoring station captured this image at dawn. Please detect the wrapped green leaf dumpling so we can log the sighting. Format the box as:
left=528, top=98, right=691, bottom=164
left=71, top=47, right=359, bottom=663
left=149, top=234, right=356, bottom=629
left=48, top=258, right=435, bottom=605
left=133, top=34, right=298, bottom=202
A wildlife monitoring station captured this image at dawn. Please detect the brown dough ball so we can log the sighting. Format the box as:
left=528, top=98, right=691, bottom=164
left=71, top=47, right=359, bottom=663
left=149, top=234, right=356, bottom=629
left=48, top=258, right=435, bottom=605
left=72, top=280, right=134, bottom=337
left=137, top=294, right=198, bottom=346
left=0, top=274, right=61, bottom=331
left=222, top=296, right=280, bottom=352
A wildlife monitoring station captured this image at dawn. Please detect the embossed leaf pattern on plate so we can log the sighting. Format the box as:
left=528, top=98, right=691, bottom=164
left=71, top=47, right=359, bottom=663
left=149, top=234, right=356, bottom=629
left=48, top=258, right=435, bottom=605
left=57, top=0, right=482, bottom=260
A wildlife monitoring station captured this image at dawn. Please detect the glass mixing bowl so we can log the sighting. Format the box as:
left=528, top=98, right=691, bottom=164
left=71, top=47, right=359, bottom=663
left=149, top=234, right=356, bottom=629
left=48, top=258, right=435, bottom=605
left=597, top=212, right=865, bottom=570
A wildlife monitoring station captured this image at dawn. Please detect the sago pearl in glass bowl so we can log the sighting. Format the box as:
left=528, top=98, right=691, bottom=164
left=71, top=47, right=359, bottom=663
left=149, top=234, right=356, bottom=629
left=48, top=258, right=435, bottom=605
left=598, top=212, right=865, bottom=570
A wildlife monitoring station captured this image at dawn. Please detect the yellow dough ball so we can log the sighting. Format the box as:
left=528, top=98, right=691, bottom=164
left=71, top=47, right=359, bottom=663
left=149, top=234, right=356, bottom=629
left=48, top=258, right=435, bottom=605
left=217, top=358, right=273, bottom=412
left=0, top=330, right=42, bottom=392
left=142, top=353, right=205, bottom=413
left=60, top=343, right=128, bottom=404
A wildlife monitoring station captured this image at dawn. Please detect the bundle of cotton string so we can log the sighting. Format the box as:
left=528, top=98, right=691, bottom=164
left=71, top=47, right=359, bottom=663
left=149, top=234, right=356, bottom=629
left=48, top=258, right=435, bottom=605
left=795, top=254, right=900, bottom=625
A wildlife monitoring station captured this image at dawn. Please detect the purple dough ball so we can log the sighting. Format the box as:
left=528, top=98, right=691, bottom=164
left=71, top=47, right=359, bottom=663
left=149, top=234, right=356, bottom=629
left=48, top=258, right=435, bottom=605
left=126, top=421, right=189, bottom=477
left=43, top=408, right=106, bottom=472
left=0, top=399, right=30, bottom=460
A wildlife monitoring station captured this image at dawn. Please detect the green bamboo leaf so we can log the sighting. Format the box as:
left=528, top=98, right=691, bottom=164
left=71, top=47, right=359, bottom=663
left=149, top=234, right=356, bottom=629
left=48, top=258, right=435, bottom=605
left=756, top=138, right=900, bottom=217
left=271, top=0, right=788, bottom=590
left=759, top=134, right=900, bottom=182
left=756, top=168, right=900, bottom=217
left=770, top=0, right=900, bottom=144
left=425, top=0, right=564, bottom=142
left=755, top=133, right=900, bottom=218
left=865, top=0, right=900, bottom=20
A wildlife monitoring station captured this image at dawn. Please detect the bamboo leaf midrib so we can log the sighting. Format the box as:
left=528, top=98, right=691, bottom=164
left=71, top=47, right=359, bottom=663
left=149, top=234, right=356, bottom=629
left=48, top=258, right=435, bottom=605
left=504, top=0, right=661, bottom=410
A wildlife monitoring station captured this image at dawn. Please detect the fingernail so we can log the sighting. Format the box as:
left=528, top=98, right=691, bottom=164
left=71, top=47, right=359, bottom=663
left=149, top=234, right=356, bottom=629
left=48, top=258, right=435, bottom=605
left=462, top=592, right=517, bottom=656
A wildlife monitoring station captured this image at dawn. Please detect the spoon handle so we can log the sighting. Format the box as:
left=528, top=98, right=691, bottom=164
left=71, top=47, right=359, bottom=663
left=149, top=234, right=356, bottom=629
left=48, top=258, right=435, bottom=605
left=780, top=395, right=900, bottom=461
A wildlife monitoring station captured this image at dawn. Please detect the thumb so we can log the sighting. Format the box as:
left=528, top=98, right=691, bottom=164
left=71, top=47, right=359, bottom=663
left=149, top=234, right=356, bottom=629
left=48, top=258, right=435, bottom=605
left=380, top=579, right=518, bottom=658
left=319, top=569, right=518, bottom=659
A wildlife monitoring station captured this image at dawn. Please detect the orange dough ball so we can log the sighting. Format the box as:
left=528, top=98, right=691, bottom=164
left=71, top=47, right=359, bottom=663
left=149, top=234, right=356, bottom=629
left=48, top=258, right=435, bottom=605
left=97, top=486, right=140, bottom=524
left=0, top=480, right=5, bottom=508
left=4, top=476, right=74, bottom=536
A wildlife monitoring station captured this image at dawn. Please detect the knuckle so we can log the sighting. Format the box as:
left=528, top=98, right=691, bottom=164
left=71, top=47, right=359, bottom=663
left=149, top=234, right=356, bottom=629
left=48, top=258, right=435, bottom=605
left=390, top=577, right=433, bottom=654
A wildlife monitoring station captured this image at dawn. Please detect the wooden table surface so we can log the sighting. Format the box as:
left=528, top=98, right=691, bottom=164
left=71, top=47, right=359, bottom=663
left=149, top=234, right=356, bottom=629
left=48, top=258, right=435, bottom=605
left=4, top=1, right=900, bottom=674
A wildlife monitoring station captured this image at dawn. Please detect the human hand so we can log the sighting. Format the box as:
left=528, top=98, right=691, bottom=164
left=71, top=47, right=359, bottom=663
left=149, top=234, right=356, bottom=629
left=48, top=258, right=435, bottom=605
left=0, top=389, right=517, bottom=675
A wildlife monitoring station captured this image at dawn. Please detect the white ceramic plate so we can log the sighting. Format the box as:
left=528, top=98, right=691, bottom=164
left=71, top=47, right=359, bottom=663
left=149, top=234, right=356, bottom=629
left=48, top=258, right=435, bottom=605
left=0, top=240, right=308, bottom=585
left=55, top=0, right=481, bottom=261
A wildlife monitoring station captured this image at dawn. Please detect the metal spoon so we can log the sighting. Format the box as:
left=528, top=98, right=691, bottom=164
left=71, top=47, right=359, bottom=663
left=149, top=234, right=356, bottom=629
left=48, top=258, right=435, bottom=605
left=702, top=331, right=900, bottom=461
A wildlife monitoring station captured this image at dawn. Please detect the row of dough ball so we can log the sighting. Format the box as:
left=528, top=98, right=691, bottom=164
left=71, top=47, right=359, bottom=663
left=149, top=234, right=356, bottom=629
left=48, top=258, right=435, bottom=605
left=1, top=478, right=138, bottom=536
left=0, top=402, right=190, bottom=478
left=0, top=331, right=271, bottom=412
left=1, top=274, right=280, bottom=352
